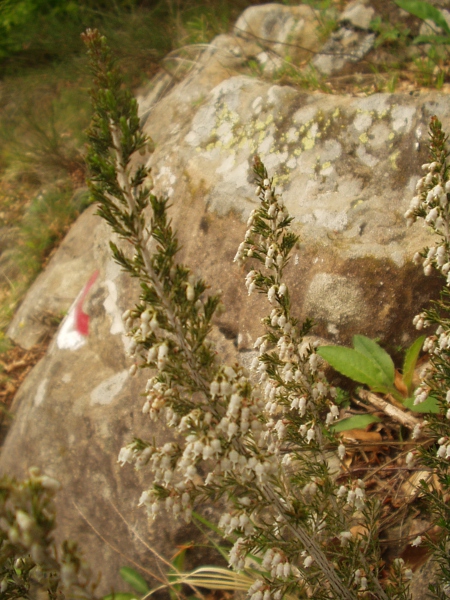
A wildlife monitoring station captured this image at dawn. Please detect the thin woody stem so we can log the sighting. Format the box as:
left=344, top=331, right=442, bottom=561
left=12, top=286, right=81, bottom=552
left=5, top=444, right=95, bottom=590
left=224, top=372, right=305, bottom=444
left=110, top=123, right=212, bottom=398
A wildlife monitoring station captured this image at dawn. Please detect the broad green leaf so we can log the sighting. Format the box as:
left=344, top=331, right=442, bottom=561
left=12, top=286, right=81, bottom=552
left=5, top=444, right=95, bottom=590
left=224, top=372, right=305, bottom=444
left=402, top=335, right=425, bottom=394
left=403, top=395, right=440, bottom=413
left=352, top=335, right=395, bottom=386
left=317, top=346, right=391, bottom=392
left=103, top=594, right=138, bottom=600
left=331, top=414, right=381, bottom=432
left=120, top=568, right=149, bottom=594
left=394, top=0, right=450, bottom=34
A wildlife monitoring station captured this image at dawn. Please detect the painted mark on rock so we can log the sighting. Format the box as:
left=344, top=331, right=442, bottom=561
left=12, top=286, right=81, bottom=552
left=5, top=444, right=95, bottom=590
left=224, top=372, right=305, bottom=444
left=57, top=270, right=99, bottom=351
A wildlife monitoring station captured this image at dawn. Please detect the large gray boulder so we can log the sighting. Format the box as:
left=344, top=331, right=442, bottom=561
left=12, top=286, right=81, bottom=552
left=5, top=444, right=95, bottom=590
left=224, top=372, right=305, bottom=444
left=141, top=74, right=443, bottom=345
left=1, top=3, right=446, bottom=595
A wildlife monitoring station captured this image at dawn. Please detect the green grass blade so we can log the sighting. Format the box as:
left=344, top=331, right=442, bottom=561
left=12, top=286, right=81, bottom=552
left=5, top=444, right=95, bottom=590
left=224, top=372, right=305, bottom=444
left=394, top=0, right=450, bottom=34
left=120, top=567, right=150, bottom=594
left=352, top=335, right=395, bottom=386
left=317, top=346, right=390, bottom=391
left=402, top=335, right=425, bottom=394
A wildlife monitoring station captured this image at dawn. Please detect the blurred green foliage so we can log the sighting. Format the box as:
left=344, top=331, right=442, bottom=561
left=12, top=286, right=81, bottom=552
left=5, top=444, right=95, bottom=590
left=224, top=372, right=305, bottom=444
left=0, top=0, right=163, bottom=74
left=0, top=0, right=249, bottom=77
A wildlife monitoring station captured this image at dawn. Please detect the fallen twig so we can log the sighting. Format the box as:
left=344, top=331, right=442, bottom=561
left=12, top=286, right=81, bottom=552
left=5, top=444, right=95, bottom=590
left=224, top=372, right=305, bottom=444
left=358, top=389, right=421, bottom=430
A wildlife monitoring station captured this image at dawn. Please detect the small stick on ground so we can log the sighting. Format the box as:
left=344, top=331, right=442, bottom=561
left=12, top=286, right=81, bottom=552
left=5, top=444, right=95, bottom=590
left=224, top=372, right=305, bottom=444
left=358, top=389, right=421, bottom=430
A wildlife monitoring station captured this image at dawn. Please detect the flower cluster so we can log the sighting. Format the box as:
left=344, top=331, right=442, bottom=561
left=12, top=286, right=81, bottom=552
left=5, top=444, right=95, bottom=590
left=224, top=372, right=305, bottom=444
left=405, top=117, right=450, bottom=282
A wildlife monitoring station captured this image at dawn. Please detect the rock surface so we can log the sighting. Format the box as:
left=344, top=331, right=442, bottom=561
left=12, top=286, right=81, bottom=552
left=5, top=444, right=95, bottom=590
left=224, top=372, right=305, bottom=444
left=7, top=205, right=100, bottom=349
left=2, top=2, right=448, bottom=596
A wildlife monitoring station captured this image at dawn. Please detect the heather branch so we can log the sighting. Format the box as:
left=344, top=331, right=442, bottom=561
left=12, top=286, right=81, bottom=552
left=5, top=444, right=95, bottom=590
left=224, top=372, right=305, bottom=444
left=109, top=121, right=211, bottom=397
left=83, top=29, right=215, bottom=399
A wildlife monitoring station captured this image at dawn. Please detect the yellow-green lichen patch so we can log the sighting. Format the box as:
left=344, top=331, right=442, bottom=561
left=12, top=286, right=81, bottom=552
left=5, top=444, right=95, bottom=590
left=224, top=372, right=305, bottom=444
left=255, top=113, right=274, bottom=131
left=351, top=198, right=365, bottom=209
left=217, top=105, right=240, bottom=125
left=272, top=173, right=291, bottom=187
left=197, top=98, right=283, bottom=159
left=359, top=132, right=369, bottom=144
left=389, top=150, right=400, bottom=170
left=321, top=162, right=334, bottom=176
left=238, top=137, right=257, bottom=153
left=301, top=122, right=319, bottom=150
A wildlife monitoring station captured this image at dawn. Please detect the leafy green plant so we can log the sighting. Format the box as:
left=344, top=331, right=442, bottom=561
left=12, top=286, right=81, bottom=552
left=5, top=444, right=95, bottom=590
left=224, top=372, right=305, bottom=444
left=274, top=61, right=332, bottom=92
left=317, top=335, right=439, bottom=430
left=318, top=335, right=401, bottom=398
left=394, top=0, right=450, bottom=43
left=394, top=0, right=450, bottom=86
left=317, top=335, right=438, bottom=406
left=369, top=0, right=450, bottom=89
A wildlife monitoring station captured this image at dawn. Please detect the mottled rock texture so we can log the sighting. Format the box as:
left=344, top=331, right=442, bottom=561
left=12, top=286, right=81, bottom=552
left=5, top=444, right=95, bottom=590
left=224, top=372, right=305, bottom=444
left=2, top=2, right=448, bottom=595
